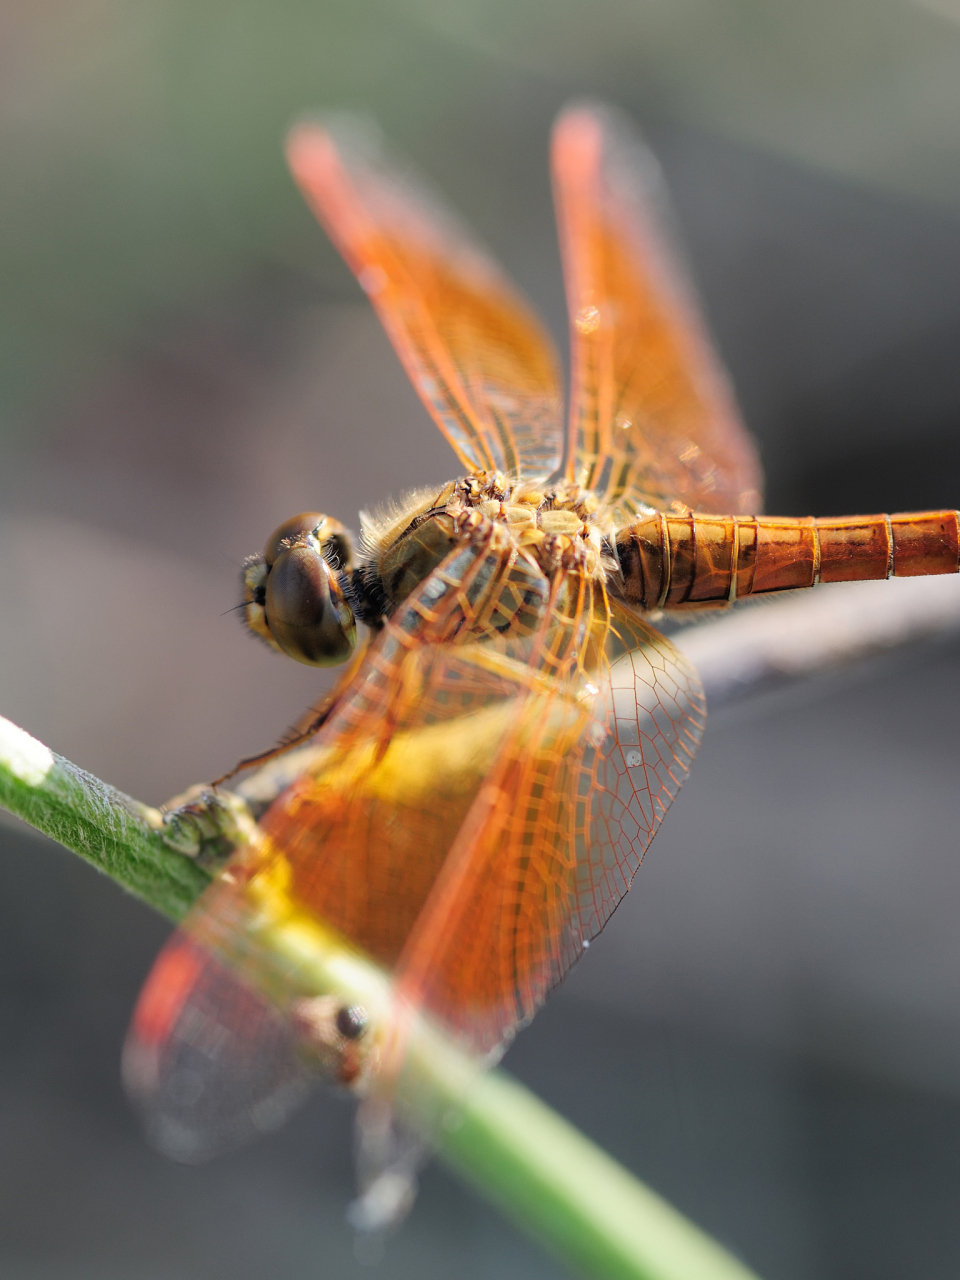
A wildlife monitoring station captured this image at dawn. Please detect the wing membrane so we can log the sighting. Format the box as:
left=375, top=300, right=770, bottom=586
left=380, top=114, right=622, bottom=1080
left=254, top=536, right=554, bottom=969
left=128, top=534, right=703, bottom=1160
left=388, top=597, right=704, bottom=1059
left=552, top=103, right=763, bottom=520
left=287, top=118, right=564, bottom=480
left=124, top=532, right=551, bottom=1143
left=123, top=934, right=312, bottom=1161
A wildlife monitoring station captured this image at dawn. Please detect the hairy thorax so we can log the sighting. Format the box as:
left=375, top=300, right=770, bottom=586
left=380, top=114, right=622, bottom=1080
left=361, top=471, right=615, bottom=612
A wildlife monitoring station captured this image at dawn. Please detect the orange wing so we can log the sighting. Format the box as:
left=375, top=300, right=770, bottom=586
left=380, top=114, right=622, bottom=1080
left=552, top=103, right=764, bottom=521
left=287, top=117, right=564, bottom=481
left=125, top=531, right=703, bottom=1157
left=388, top=595, right=703, bottom=1060
left=125, top=531, right=553, bottom=1156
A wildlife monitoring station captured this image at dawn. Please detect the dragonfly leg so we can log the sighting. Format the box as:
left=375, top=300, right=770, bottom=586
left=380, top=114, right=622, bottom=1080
left=153, top=785, right=261, bottom=870
left=148, top=679, right=355, bottom=869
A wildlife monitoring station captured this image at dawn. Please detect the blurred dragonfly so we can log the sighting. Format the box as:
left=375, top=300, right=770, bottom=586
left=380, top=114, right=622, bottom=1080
left=123, top=102, right=960, bottom=1227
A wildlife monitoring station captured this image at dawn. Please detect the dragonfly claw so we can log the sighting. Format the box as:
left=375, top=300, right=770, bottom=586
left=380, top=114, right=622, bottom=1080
left=158, top=786, right=260, bottom=870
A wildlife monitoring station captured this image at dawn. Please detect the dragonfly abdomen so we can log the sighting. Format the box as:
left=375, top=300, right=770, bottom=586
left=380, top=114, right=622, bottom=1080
left=616, top=509, right=960, bottom=611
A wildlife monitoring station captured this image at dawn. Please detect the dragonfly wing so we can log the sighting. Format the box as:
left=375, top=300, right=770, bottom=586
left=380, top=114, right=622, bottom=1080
left=127, top=536, right=703, bottom=1176
left=287, top=117, right=564, bottom=480
left=123, top=931, right=312, bottom=1162
left=349, top=591, right=704, bottom=1225
left=125, top=530, right=554, bottom=1156
left=552, top=102, right=764, bottom=520
left=253, top=532, right=555, bottom=972
left=387, top=597, right=705, bottom=1060
left=576, top=601, right=706, bottom=934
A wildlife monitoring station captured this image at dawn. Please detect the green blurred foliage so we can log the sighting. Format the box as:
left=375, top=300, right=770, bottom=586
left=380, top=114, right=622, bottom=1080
left=0, top=0, right=511, bottom=433
left=409, top=0, right=960, bottom=199
left=2, top=0, right=959, bottom=439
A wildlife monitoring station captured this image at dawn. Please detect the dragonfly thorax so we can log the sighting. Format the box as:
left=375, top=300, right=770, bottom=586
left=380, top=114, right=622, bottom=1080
left=240, top=474, right=614, bottom=668
left=365, top=471, right=610, bottom=610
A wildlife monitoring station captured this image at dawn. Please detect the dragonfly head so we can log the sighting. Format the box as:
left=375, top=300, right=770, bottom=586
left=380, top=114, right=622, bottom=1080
left=242, top=513, right=357, bottom=666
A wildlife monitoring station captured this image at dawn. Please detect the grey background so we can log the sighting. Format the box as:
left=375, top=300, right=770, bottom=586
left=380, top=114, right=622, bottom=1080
left=2, top=3, right=960, bottom=1276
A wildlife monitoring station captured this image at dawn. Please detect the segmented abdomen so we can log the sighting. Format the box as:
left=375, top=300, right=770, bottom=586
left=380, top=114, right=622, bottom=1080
left=616, top=510, right=960, bottom=611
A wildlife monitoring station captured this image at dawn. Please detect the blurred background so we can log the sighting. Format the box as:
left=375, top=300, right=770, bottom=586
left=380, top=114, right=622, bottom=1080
left=2, top=1, right=960, bottom=1276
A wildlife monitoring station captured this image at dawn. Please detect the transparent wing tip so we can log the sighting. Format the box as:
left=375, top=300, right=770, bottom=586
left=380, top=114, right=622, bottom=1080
left=123, top=936, right=314, bottom=1163
left=286, top=111, right=383, bottom=166
left=347, top=1170, right=418, bottom=1233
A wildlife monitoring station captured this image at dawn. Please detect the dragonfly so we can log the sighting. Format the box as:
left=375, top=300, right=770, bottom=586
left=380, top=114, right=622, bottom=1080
left=123, top=103, right=960, bottom=1226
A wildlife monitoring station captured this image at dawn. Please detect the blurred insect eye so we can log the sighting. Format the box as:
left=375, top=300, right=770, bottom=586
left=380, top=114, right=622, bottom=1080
left=242, top=514, right=357, bottom=666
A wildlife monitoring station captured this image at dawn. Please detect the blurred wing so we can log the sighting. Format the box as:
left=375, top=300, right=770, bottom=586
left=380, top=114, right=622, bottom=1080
left=253, top=532, right=554, bottom=971
left=127, top=536, right=703, bottom=1158
left=123, top=933, right=312, bottom=1162
left=388, top=598, right=705, bottom=1059
left=552, top=103, right=763, bottom=521
left=124, top=530, right=553, bottom=1149
left=287, top=117, right=564, bottom=480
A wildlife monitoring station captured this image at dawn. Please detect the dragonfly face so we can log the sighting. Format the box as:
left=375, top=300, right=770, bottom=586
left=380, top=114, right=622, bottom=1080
left=124, top=101, right=960, bottom=1225
left=248, top=474, right=612, bottom=675
left=242, top=512, right=357, bottom=665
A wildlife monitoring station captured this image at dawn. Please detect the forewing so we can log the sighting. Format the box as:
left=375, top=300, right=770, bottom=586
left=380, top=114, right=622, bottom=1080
left=388, top=597, right=705, bottom=1059
left=127, top=537, right=703, bottom=1160
left=287, top=117, right=564, bottom=480
left=552, top=102, right=763, bottom=520
left=253, top=533, right=555, bottom=971
left=125, top=532, right=554, bottom=1151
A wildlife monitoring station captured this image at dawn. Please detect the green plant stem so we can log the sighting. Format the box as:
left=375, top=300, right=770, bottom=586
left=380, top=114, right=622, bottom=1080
left=0, top=715, right=210, bottom=918
left=444, top=1072, right=756, bottom=1280
left=0, top=713, right=761, bottom=1280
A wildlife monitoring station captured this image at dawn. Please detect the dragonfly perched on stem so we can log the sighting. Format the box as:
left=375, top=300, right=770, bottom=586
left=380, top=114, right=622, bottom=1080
left=123, top=102, right=960, bottom=1228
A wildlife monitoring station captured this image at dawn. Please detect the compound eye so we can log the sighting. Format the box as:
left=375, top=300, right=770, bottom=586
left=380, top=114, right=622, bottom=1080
left=264, top=541, right=357, bottom=666
left=263, top=513, right=353, bottom=571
